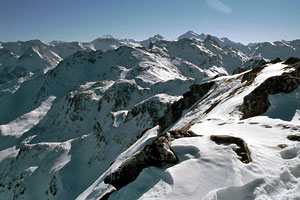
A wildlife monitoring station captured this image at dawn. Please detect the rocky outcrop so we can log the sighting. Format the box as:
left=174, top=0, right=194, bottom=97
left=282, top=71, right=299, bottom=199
left=242, top=63, right=300, bottom=119
left=233, top=58, right=267, bottom=75
left=268, top=57, right=282, bottom=64
left=159, top=81, right=215, bottom=132
left=287, top=135, right=300, bottom=142
left=210, top=135, right=252, bottom=163
left=241, top=65, right=265, bottom=83
left=104, top=130, right=200, bottom=190
left=283, top=57, right=300, bottom=65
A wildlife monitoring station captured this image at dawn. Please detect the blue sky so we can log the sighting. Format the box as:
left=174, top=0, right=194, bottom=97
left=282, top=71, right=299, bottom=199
left=1, top=0, right=300, bottom=44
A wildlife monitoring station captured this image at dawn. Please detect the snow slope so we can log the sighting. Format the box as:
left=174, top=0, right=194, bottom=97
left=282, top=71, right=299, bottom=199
left=0, top=39, right=221, bottom=199
left=0, top=33, right=299, bottom=200
left=251, top=40, right=300, bottom=60
left=81, top=61, right=300, bottom=200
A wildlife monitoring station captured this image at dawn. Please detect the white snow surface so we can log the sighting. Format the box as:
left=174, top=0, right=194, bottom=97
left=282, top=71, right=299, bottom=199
left=81, top=62, right=300, bottom=200
left=0, top=96, right=56, bottom=137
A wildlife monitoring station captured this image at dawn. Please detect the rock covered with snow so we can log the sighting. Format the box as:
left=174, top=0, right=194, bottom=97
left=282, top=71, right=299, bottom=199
left=86, top=60, right=300, bottom=200
left=242, top=62, right=300, bottom=119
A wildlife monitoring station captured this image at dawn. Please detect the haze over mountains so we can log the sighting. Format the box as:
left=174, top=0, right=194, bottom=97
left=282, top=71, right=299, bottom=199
left=0, top=31, right=300, bottom=200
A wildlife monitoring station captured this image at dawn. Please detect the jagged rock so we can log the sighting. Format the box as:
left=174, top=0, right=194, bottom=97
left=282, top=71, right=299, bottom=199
left=104, top=130, right=200, bottom=190
left=99, top=189, right=116, bottom=200
left=287, top=135, right=300, bottom=141
left=268, top=57, right=282, bottom=64
left=104, top=135, right=177, bottom=189
left=283, top=57, right=300, bottom=65
left=242, top=64, right=300, bottom=119
left=241, top=65, right=265, bottom=83
left=210, top=135, right=252, bottom=163
left=168, top=130, right=200, bottom=139
left=233, top=58, right=267, bottom=75
left=159, top=81, right=215, bottom=132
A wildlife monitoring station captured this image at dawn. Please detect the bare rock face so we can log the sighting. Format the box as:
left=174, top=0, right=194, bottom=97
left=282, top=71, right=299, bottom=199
left=104, top=130, right=200, bottom=190
left=268, top=57, right=282, bottom=64
left=159, top=81, right=215, bottom=132
left=210, top=135, right=252, bottom=163
left=283, top=57, right=300, bottom=65
left=233, top=58, right=267, bottom=75
left=287, top=135, right=300, bottom=141
left=242, top=63, right=300, bottom=119
left=241, top=65, right=265, bottom=83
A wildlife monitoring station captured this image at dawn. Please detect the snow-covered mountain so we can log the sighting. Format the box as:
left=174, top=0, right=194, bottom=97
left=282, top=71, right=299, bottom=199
left=140, top=34, right=166, bottom=48
left=177, top=31, right=247, bottom=52
left=80, top=58, right=300, bottom=200
left=0, top=40, right=63, bottom=86
left=0, top=33, right=300, bottom=200
left=251, top=40, right=300, bottom=60
left=178, top=31, right=207, bottom=41
left=178, top=31, right=300, bottom=61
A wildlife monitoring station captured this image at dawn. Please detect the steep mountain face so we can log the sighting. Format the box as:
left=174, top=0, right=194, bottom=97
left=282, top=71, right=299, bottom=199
left=177, top=31, right=207, bottom=41
left=140, top=34, right=166, bottom=48
left=81, top=60, right=300, bottom=200
left=0, top=34, right=300, bottom=200
left=49, top=41, right=87, bottom=59
left=178, top=31, right=252, bottom=54
left=0, top=42, right=215, bottom=199
left=0, top=40, right=63, bottom=84
left=83, top=35, right=124, bottom=52
left=251, top=40, right=300, bottom=60
left=151, top=36, right=249, bottom=74
left=178, top=31, right=300, bottom=60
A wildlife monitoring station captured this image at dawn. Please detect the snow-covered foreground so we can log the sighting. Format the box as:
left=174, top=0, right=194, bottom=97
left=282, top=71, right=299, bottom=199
left=81, top=61, right=300, bottom=200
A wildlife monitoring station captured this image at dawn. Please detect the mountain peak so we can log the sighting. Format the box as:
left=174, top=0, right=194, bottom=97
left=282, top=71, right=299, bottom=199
left=204, top=34, right=220, bottom=47
left=140, top=34, right=165, bottom=47
left=99, top=34, right=115, bottom=39
left=178, top=31, right=207, bottom=41
left=151, top=34, right=165, bottom=40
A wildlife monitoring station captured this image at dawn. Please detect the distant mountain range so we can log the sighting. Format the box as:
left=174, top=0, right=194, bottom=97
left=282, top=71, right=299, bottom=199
left=1, top=31, right=299, bottom=83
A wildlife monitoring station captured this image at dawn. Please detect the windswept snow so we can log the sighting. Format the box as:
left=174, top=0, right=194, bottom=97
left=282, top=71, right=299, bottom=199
left=82, top=62, right=300, bottom=200
left=0, top=96, right=56, bottom=137
left=292, top=110, right=300, bottom=123
left=0, top=146, right=19, bottom=163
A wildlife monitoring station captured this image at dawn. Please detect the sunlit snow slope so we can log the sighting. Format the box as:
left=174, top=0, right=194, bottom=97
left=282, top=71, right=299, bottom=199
left=81, top=61, right=300, bottom=200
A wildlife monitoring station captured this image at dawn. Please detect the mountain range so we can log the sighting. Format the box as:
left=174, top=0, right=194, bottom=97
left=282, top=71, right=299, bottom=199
left=0, top=31, right=299, bottom=200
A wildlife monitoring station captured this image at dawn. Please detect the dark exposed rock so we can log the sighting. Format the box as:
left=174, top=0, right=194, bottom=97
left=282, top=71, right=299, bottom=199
left=210, top=135, right=252, bottom=163
left=104, top=130, right=201, bottom=190
left=287, top=135, right=300, bottom=141
left=268, top=57, right=282, bottom=64
left=242, top=64, right=300, bottom=119
left=49, top=175, right=57, bottom=196
left=233, top=59, right=267, bottom=75
left=241, top=65, right=265, bottom=83
left=283, top=57, right=300, bottom=65
left=278, top=144, right=288, bottom=149
left=168, top=130, right=201, bottom=139
left=159, top=81, right=215, bottom=132
left=204, top=100, right=222, bottom=115
left=99, top=189, right=116, bottom=200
